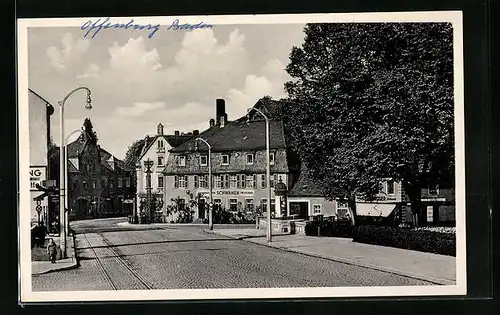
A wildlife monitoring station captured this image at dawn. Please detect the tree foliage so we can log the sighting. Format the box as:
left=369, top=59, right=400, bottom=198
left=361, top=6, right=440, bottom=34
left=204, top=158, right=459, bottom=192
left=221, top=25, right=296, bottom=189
left=283, top=23, right=454, bottom=225
left=123, top=138, right=146, bottom=179
left=83, top=118, right=98, bottom=143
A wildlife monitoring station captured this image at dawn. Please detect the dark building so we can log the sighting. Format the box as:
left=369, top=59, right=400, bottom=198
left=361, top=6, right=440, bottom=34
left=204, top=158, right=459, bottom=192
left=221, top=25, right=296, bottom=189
left=67, top=120, right=135, bottom=220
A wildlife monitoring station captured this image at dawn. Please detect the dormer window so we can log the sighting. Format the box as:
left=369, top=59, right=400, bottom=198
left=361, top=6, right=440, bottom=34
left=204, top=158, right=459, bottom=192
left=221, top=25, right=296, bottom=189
left=246, top=154, right=254, bottom=165
left=200, top=155, right=208, bottom=166
left=222, top=155, right=229, bottom=165
left=270, top=152, right=275, bottom=165
left=178, top=156, right=186, bottom=166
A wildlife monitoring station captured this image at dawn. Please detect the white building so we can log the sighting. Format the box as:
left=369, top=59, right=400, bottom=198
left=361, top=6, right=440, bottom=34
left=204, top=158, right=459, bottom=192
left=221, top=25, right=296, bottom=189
left=135, top=123, right=193, bottom=216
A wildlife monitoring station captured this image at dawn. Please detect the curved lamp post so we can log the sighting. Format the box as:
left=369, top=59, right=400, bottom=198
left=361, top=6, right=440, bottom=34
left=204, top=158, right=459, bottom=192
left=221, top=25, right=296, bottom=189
left=58, top=87, right=92, bottom=258
left=246, top=108, right=272, bottom=242
left=195, top=137, right=213, bottom=230
left=64, top=128, right=84, bottom=236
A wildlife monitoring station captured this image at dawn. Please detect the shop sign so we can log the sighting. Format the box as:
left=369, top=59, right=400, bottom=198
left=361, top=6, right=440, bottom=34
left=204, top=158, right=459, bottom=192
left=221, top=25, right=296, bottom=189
left=215, top=190, right=255, bottom=196
left=30, top=166, right=47, bottom=191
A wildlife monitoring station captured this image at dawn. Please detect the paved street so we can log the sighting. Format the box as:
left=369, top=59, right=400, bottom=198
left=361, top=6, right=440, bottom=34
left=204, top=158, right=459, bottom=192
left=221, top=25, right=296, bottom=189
left=32, top=218, right=432, bottom=291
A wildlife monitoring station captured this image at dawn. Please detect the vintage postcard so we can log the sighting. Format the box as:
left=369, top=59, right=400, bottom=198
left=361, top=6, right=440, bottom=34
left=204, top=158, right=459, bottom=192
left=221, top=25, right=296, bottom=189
left=17, top=11, right=466, bottom=303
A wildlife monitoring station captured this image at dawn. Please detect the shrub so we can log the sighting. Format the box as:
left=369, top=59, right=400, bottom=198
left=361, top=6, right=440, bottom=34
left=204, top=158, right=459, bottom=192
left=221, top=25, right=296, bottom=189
left=353, top=225, right=455, bottom=256
left=305, top=218, right=353, bottom=238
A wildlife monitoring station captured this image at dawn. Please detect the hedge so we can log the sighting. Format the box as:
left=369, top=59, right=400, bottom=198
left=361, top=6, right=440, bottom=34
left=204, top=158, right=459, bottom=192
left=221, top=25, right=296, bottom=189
left=353, top=225, right=456, bottom=256
left=305, top=220, right=353, bottom=238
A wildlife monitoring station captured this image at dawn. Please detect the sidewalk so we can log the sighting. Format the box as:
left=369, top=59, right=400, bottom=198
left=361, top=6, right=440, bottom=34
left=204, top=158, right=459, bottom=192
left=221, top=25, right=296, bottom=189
left=32, top=233, right=78, bottom=275
left=206, top=228, right=456, bottom=285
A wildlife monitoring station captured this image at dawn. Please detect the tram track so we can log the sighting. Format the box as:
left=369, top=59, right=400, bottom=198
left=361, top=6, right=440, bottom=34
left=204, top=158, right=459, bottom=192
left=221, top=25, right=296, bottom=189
left=82, top=232, right=154, bottom=290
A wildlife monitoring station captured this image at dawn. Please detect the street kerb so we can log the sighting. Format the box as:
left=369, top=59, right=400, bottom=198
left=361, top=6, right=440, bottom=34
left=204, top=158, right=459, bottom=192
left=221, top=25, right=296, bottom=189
left=32, top=233, right=79, bottom=275
left=206, top=229, right=454, bottom=286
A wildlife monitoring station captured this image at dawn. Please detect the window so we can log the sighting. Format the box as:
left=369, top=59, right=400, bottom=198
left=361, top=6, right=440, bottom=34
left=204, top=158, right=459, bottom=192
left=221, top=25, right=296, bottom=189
left=73, top=180, right=78, bottom=189
left=336, top=200, right=349, bottom=217
left=194, top=175, right=199, bottom=188
left=83, top=180, right=88, bottom=188
left=246, top=175, right=254, bottom=188
left=200, top=155, right=208, bottom=166
left=158, top=140, right=164, bottom=148
left=386, top=180, right=395, bottom=195
left=118, top=177, right=123, bottom=188
left=158, top=156, right=164, bottom=166
left=261, top=174, right=267, bottom=188
left=270, top=174, right=277, bottom=188
left=223, top=174, right=230, bottom=189
left=222, top=155, right=229, bottom=165
left=229, top=199, right=238, bottom=211
left=245, top=199, right=255, bottom=212
left=215, top=175, right=222, bottom=189
left=199, top=175, right=208, bottom=188
left=270, top=153, right=275, bottom=165
left=260, top=199, right=268, bottom=211
left=214, top=199, right=222, bottom=211
left=270, top=199, right=276, bottom=213
left=428, top=184, right=439, bottom=195
left=230, top=175, right=237, bottom=188
left=179, top=175, right=187, bottom=188
left=246, top=154, right=254, bottom=165
left=178, top=156, right=186, bottom=166
left=92, top=180, right=97, bottom=189
left=125, top=177, right=131, bottom=187
left=313, top=204, right=322, bottom=214
left=158, top=175, right=164, bottom=188
left=237, top=174, right=245, bottom=188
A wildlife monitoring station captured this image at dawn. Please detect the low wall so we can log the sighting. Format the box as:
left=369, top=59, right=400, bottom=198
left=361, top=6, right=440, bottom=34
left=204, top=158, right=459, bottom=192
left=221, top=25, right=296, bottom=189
left=257, top=217, right=306, bottom=234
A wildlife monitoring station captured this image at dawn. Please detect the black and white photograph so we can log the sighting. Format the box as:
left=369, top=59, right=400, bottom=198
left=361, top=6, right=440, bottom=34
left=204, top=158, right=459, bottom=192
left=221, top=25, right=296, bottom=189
left=17, top=12, right=466, bottom=302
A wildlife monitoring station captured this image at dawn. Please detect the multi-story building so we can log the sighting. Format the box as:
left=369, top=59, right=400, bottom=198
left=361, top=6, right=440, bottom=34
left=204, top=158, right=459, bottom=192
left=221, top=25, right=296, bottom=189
left=28, top=89, right=54, bottom=226
left=135, top=124, right=193, bottom=216
left=67, top=120, right=135, bottom=220
left=163, top=98, right=301, bottom=222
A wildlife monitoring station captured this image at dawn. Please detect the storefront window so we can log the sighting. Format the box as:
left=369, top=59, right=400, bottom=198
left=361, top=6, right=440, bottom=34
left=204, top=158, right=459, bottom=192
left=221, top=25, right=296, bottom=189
left=245, top=199, right=254, bottom=212
left=229, top=199, right=238, bottom=211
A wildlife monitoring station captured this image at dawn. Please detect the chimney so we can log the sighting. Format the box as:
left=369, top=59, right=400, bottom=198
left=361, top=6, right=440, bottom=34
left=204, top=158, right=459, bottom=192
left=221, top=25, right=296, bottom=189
left=157, top=123, right=164, bottom=135
left=193, top=130, right=199, bottom=136
left=209, top=118, right=215, bottom=128
left=174, top=130, right=180, bottom=136
left=216, top=99, right=226, bottom=124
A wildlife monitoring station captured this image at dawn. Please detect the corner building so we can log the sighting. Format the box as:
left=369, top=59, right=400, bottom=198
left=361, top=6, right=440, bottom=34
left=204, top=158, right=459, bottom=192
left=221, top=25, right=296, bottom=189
left=163, top=98, right=299, bottom=221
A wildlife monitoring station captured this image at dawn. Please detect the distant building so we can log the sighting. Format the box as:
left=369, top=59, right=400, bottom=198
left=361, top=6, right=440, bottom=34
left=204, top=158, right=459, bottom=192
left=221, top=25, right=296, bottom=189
left=67, top=121, right=135, bottom=220
left=28, top=89, right=54, bottom=226
left=163, top=98, right=301, bottom=222
left=135, top=124, right=193, bottom=216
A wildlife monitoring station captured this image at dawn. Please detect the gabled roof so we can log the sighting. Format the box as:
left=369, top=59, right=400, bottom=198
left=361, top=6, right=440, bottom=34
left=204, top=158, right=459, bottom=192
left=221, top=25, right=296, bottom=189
left=99, top=147, right=132, bottom=172
left=288, top=164, right=325, bottom=197
left=138, top=134, right=192, bottom=161
left=170, top=119, right=286, bottom=153
left=66, top=134, right=87, bottom=158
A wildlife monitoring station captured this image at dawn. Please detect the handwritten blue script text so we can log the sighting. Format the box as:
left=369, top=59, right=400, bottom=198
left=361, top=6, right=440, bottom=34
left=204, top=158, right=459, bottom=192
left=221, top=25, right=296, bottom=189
left=81, top=18, right=161, bottom=39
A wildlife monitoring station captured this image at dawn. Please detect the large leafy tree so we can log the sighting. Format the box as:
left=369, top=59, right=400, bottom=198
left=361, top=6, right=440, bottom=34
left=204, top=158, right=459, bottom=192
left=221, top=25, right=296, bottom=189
left=123, top=138, right=146, bottom=181
left=283, top=23, right=454, bottom=225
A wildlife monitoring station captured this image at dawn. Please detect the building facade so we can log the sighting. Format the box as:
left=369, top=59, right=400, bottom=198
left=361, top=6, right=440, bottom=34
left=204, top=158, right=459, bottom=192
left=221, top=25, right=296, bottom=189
left=67, top=120, right=135, bottom=220
left=163, top=98, right=300, bottom=222
left=135, top=124, right=193, bottom=217
left=29, top=89, right=54, bottom=226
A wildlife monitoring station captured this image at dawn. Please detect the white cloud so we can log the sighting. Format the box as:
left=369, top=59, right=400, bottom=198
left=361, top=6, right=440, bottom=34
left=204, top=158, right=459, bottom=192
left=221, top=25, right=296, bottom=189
left=116, top=102, right=166, bottom=116
left=109, top=37, right=162, bottom=71
left=46, top=33, right=90, bottom=71
left=76, top=63, right=100, bottom=79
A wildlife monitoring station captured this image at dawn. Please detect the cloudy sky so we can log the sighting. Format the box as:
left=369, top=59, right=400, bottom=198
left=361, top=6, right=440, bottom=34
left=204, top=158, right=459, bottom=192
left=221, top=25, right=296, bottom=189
left=28, top=23, right=306, bottom=159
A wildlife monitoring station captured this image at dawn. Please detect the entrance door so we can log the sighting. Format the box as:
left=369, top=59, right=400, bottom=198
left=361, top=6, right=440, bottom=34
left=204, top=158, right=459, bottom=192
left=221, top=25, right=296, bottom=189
left=289, top=202, right=309, bottom=219
left=198, top=199, right=206, bottom=219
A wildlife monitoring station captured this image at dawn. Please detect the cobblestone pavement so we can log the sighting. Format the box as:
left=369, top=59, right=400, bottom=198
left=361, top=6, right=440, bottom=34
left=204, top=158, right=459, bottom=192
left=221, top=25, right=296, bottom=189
left=32, top=219, right=433, bottom=291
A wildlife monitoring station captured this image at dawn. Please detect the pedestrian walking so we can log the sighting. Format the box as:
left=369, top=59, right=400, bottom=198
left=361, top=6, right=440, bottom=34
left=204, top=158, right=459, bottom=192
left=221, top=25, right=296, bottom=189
left=46, top=238, right=57, bottom=263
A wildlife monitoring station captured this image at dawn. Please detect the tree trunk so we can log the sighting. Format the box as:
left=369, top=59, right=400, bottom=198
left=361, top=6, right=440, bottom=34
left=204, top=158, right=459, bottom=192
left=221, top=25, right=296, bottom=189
left=403, top=180, right=423, bottom=227
left=347, top=195, right=357, bottom=226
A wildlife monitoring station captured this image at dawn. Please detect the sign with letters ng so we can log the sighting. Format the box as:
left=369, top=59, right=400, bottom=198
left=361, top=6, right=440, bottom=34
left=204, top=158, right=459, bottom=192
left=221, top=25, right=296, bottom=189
left=30, top=166, right=47, bottom=191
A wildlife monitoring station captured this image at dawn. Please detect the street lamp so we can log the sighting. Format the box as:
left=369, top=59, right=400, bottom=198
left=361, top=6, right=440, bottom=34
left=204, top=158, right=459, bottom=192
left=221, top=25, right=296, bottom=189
left=58, top=87, right=92, bottom=259
left=246, top=107, right=272, bottom=242
left=195, top=138, right=213, bottom=230
left=64, top=128, right=84, bottom=237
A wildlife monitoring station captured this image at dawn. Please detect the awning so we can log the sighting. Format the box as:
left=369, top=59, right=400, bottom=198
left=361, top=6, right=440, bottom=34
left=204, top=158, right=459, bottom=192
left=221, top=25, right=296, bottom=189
left=356, top=203, right=397, bottom=217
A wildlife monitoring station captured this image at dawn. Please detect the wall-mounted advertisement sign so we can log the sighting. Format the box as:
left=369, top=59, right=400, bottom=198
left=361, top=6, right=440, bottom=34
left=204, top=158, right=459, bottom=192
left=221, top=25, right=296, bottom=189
left=30, top=166, right=47, bottom=191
